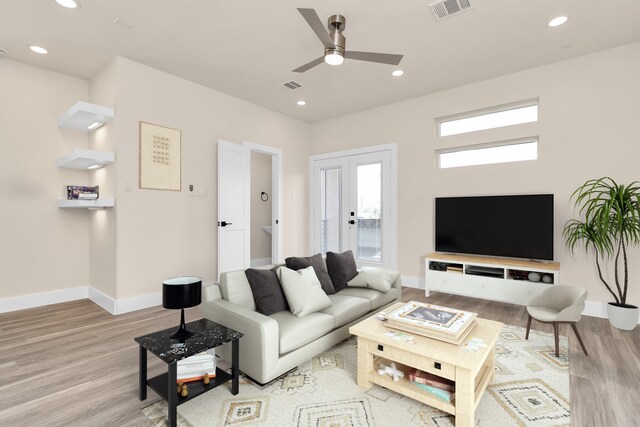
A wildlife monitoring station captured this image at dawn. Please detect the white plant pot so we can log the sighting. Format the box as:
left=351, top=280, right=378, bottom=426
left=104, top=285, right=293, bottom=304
left=607, top=303, right=639, bottom=330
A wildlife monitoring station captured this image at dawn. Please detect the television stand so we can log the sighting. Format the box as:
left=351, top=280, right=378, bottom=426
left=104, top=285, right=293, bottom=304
left=424, top=253, right=560, bottom=305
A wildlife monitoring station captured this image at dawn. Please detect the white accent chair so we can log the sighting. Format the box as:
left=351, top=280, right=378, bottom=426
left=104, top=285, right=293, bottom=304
left=525, top=284, right=589, bottom=357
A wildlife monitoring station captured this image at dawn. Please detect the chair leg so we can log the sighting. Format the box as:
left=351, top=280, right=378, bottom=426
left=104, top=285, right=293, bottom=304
left=525, top=314, right=532, bottom=340
left=571, top=323, right=589, bottom=356
left=553, top=323, right=559, bottom=357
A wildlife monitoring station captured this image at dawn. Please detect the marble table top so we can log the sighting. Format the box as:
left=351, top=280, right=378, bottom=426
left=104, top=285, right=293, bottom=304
left=135, top=318, right=243, bottom=364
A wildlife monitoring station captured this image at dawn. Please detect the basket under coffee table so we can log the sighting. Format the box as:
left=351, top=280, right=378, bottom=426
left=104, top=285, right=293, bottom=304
left=349, top=302, right=502, bottom=427
left=135, top=318, right=243, bottom=427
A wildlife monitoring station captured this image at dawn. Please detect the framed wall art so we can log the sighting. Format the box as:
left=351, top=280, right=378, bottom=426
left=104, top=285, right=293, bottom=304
left=139, top=121, right=181, bottom=191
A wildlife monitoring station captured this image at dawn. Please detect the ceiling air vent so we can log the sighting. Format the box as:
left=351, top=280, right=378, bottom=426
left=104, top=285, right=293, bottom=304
left=282, top=80, right=303, bottom=90
left=429, top=0, right=472, bottom=21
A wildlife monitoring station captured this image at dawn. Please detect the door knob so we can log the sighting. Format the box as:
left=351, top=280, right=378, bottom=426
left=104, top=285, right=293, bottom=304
left=220, top=221, right=233, bottom=227
left=348, top=220, right=356, bottom=225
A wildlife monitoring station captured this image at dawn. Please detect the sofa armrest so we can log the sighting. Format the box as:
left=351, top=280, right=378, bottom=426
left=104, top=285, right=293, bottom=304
left=200, top=298, right=279, bottom=383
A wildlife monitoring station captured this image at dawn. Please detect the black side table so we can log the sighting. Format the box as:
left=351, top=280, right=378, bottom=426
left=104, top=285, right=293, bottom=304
left=135, top=318, right=243, bottom=427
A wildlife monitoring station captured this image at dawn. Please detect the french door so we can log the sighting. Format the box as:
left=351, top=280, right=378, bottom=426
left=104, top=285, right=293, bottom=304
left=311, top=149, right=394, bottom=269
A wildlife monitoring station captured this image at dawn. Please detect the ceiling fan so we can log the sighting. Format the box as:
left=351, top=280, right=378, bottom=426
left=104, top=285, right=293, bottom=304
left=292, top=8, right=403, bottom=73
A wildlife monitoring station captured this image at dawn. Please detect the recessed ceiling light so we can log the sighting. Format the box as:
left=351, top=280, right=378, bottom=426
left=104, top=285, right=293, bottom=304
left=297, top=100, right=306, bottom=106
left=55, top=0, right=80, bottom=8
left=29, top=45, right=48, bottom=54
left=548, top=16, right=568, bottom=27
left=392, top=69, right=404, bottom=77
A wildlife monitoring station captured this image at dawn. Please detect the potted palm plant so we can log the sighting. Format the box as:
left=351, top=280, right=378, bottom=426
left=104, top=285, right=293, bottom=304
left=564, top=177, right=640, bottom=330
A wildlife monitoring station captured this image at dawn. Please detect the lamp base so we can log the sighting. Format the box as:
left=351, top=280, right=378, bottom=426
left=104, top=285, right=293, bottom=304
left=170, top=326, right=195, bottom=341
left=170, top=308, right=194, bottom=341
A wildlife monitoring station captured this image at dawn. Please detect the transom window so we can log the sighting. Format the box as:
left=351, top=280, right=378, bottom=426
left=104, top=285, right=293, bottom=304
left=437, top=101, right=538, bottom=137
left=437, top=139, right=538, bottom=169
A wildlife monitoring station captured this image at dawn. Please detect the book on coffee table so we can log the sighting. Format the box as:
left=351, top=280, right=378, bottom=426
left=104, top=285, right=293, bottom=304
left=385, top=301, right=477, bottom=345
left=408, top=368, right=455, bottom=392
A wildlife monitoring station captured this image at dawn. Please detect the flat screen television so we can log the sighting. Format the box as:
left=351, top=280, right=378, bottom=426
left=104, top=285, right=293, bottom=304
left=435, top=194, right=554, bottom=261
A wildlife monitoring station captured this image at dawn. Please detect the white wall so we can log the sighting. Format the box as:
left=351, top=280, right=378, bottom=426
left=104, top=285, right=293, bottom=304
left=0, top=59, right=90, bottom=299
left=310, top=42, right=640, bottom=306
left=111, top=57, right=309, bottom=299
left=250, top=151, right=272, bottom=262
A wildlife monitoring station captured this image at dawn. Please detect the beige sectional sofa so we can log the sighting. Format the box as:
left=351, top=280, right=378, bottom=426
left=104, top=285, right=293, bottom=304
left=201, top=264, right=401, bottom=384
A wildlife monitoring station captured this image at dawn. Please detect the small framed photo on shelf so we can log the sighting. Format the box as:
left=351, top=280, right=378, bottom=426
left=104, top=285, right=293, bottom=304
left=67, top=185, right=99, bottom=200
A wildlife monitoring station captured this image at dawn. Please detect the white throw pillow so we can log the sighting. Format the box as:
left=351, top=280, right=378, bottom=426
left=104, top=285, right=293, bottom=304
left=277, top=266, right=332, bottom=317
left=347, top=268, right=400, bottom=292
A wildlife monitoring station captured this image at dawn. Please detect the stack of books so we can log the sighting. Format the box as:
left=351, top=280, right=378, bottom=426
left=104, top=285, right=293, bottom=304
left=177, top=350, right=216, bottom=383
left=445, top=265, right=463, bottom=274
left=386, top=301, right=477, bottom=345
left=408, top=368, right=455, bottom=403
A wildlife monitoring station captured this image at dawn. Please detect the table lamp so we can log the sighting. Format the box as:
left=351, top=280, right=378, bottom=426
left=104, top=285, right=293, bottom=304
left=162, top=276, right=202, bottom=340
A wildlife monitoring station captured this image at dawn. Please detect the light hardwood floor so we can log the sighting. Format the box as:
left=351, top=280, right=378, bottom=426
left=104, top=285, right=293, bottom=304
left=0, top=289, right=638, bottom=426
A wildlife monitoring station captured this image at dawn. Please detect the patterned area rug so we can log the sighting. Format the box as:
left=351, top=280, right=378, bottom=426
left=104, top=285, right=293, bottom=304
left=143, top=325, right=570, bottom=426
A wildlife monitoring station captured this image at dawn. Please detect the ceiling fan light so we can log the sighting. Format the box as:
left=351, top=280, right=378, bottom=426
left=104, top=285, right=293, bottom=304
left=324, top=52, right=344, bottom=66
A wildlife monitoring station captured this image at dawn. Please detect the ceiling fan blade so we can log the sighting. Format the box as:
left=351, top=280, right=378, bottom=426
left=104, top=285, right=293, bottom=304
left=345, top=51, right=403, bottom=65
left=297, top=8, right=335, bottom=49
left=292, top=57, right=325, bottom=73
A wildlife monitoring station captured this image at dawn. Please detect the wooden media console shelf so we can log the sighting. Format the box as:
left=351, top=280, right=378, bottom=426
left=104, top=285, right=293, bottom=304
left=424, top=253, right=560, bottom=305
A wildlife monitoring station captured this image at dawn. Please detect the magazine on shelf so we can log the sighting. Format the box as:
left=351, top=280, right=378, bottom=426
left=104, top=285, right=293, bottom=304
left=408, top=368, right=455, bottom=392
left=177, top=349, right=216, bottom=383
left=386, top=301, right=477, bottom=343
left=412, top=382, right=455, bottom=403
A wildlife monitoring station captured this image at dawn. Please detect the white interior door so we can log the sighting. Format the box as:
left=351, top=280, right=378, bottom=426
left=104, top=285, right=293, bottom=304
left=311, top=149, right=393, bottom=269
left=217, top=140, right=250, bottom=279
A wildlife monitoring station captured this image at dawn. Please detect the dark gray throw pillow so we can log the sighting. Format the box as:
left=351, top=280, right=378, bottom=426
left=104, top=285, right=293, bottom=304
left=285, top=253, right=335, bottom=295
left=245, top=268, right=289, bottom=316
left=326, top=250, right=358, bottom=292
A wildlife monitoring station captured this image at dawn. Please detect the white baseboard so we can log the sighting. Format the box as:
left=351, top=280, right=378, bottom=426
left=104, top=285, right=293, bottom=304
left=399, top=275, right=635, bottom=322
left=0, top=286, right=161, bottom=316
left=0, top=286, right=88, bottom=314
left=115, top=291, right=162, bottom=315
left=250, top=258, right=272, bottom=267
left=400, top=275, right=425, bottom=289
left=88, top=287, right=116, bottom=314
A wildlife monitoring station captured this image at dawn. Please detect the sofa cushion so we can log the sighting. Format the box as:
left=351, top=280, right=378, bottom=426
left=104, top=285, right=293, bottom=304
left=220, top=269, right=257, bottom=311
left=245, top=268, right=288, bottom=316
left=269, top=311, right=335, bottom=354
left=278, top=266, right=333, bottom=317
left=320, top=294, right=370, bottom=328
left=347, top=268, right=400, bottom=293
left=285, top=253, right=336, bottom=295
left=337, top=287, right=400, bottom=310
left=326, top=250, right=358, bottom=292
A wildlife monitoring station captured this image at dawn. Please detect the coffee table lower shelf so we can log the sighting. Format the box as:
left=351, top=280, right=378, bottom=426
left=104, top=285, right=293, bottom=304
left=368, top=357, right=493, bottom=417
left=147, top=368, right=233, bottom=405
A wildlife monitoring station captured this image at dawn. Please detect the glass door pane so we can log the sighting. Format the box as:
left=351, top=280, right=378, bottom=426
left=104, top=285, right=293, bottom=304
left=320, top=168, right=342, bottom=254
left=355, top=162, right=382, bottom=262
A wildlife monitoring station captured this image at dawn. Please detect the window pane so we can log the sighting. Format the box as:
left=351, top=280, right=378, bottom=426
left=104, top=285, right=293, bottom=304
left=320, top=168, right=341, bottom=254
left=356, top=163, right=382, bottom=262
left=439, top=105, right=538, bottom=137
left=439, top=141, right=537, bottom=169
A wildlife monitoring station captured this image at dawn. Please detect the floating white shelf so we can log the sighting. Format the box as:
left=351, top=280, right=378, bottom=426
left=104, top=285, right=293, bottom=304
left=58, top=101, right=114, bottom=132
left=57, top=198, right=115, bottom=209
left=57, top=149, right=114, bottom=170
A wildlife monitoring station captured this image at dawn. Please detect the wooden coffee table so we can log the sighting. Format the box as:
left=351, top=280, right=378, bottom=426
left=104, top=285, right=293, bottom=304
left=349, top=302, right=502, bottom=427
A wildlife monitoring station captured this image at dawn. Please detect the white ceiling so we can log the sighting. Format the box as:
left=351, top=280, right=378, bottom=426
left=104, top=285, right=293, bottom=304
left=2, top=1, right=640, bottom=123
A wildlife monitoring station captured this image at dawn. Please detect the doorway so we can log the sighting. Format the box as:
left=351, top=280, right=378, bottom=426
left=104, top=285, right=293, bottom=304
left=217, top=140, right=283, bottom=278
left=250, top=151, right=273, bottom=266
left=309, top=144, right=397, bottom=269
